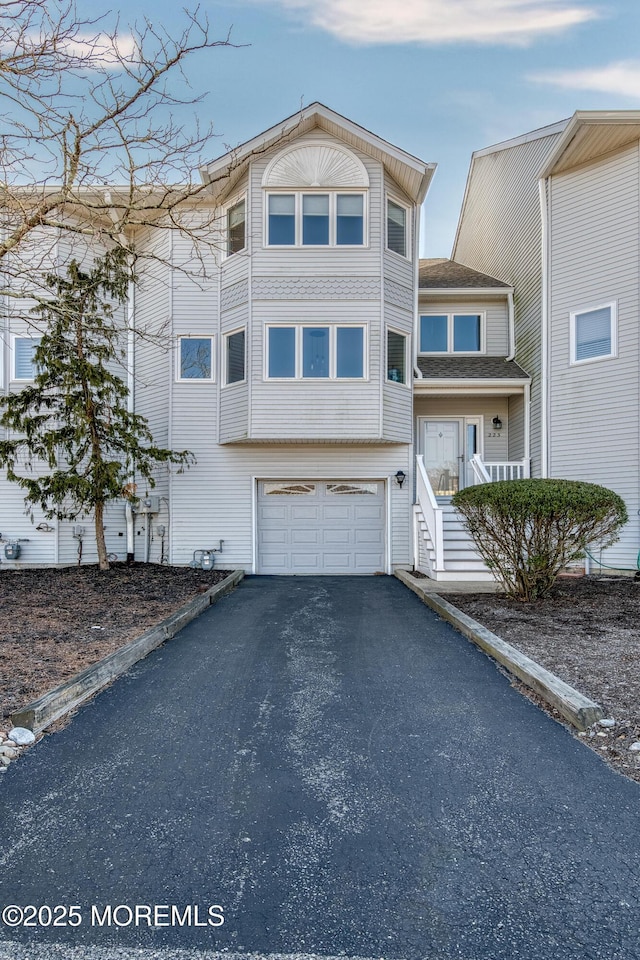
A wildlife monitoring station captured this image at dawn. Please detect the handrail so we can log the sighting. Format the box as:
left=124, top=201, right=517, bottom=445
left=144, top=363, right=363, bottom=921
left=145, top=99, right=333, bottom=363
left=470, top=455, right=530, bottom=483
left=470, top=453, right=491, bottom=483
left=415, top=455, right=444, bottom=571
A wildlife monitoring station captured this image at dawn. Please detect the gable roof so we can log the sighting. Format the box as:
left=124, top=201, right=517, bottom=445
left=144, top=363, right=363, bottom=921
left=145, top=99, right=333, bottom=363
left=539, top=111, right=640, bottom=178
left=200, top=102, right=436, bottom=204
left=419, top=258, right=511, bottom=291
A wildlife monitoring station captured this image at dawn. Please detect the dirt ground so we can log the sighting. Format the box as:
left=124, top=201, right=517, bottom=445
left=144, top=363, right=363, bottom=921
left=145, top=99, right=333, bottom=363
left=0, top=563, right=232, bottom=727
left=448, top=575, right=640, bottom=783
left=1, top=565, right=639, bottom=784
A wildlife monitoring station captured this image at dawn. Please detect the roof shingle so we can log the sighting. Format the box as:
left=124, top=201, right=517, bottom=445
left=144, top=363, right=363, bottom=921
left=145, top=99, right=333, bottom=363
left=416, top=356, right=530, bottom=379
left=419, top=258, right=510, bottom=289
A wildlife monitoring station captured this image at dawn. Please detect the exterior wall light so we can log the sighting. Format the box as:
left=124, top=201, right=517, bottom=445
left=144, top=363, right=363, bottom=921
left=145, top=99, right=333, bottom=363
left=395, top=470, right=407, bottom=488
left=492, top=416, right=503, bottom=431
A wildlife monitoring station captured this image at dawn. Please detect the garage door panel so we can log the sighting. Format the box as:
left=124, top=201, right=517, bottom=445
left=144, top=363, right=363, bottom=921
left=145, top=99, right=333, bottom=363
left=322, top=505, right=351, bottom=521
left=323, top=529, right=351, bottom=545
left=291, top=505, right=321, bottom=521
left=258, top=480, right=385, bottom=575
left=292, top=529, right=320, bottom=544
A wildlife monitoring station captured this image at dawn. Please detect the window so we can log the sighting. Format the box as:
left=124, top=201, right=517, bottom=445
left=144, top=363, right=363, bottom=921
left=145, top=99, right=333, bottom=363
left=386, top=199, right=408, bottom=257
left=227, top=199, right=246, bottom=255
left=419, top=314, right=483, bottom=353
left=387, top=330, right=407, bottom=384
left=225, top=329, right=246, bottom=385
left=267, top=325, right=365, bottom=379
left=266, top=193, right=365, bottom=247
left=268, top=194, right=295, bottom=245
left=177, top=337, right=213, bottom=381
left=570, top=303, right=616, bottom=364
left=13, top=337, right=41, bottom=380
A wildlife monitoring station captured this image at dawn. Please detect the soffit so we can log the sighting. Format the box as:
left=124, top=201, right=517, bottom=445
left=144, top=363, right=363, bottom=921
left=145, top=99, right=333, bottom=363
left=540, top=113, right=640, bottom=177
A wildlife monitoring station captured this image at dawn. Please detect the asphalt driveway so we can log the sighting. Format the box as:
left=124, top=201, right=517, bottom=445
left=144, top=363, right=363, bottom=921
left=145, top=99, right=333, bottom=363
left=1, top=575, right=639, bottom=960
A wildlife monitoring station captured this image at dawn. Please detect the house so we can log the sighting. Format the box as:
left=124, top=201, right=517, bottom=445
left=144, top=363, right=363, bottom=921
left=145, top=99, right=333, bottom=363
left=454, top=111, right=640, bottom=573
left=1, top=105, right=635, bottom=577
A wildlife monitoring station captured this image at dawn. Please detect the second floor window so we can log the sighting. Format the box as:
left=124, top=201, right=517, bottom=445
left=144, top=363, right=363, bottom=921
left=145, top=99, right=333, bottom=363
left=267, top=193, right=365, bottom=247
left=227, top=199, right=246, bottom=255
left=267, top=325, right=365, bottom=379
left=420, top=314, right=483, bottom=353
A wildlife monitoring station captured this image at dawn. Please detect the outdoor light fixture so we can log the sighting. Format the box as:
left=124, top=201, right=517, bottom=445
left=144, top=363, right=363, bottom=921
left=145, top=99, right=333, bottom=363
left=395, top=470, right=406, bottom=488
left=492, top=416, right=503, bottom=431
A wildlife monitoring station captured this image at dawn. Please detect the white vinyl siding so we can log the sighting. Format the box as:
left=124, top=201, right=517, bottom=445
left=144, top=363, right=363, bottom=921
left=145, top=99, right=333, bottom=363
left=548, top=143, right=639, bottom=569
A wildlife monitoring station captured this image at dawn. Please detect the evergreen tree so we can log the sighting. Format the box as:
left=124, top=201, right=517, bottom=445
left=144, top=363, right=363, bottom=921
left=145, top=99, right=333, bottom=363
left=0, top=249, right=193, bottom=570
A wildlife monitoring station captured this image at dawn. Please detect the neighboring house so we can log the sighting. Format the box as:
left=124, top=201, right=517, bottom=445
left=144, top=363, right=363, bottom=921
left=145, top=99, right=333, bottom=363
left=1, top=105, right=636, bottom=577
left=454, top=110, right=640, bottom=572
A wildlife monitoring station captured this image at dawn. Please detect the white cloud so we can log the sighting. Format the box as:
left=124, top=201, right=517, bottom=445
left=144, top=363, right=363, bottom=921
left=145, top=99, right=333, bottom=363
left=529, top=60, right=640, bottom=97
left=260, top=0, right=597, bottom=45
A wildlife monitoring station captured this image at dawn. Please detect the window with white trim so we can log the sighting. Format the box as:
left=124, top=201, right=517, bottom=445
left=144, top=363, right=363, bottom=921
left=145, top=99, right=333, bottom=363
left=386, top=329, right=407, bottom=384
left=570, top=303, right=617, bottom=364
left=226, top=199, right=246, bottom=256
left=224, top=329, right=246, bottom=385
left=177, top=336, right=214, bottom=381
left=266, top=193, right=365, bottom=247
left=266, top=325, right=366, bottom=379
left=419, top=314, right=483, bottom=353
left=386, top=198, right=408, bottom=257
left=12, top=336, right=41, bottom=380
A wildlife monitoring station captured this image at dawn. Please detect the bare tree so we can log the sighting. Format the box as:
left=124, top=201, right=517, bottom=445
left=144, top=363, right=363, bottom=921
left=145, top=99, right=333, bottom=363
left=0, top=0, right=278, bottom=300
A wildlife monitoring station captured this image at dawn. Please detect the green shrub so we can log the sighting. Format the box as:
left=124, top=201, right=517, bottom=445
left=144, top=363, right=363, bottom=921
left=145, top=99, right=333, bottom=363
left=452, top=479, right=628, bottom=601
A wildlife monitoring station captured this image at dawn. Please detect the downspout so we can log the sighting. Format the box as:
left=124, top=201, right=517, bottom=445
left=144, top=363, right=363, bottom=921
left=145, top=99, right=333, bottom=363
left=506, top=290, right=516, bottom=361
left=125, top=277, right=135, bottom=562
left=538, top=177, right=550, bottom=477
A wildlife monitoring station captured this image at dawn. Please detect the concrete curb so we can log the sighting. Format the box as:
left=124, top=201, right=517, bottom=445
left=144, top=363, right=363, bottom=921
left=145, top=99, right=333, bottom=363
left=11, top=570, right=245, bottom=734
left=395, top=569, right=603, bottom=731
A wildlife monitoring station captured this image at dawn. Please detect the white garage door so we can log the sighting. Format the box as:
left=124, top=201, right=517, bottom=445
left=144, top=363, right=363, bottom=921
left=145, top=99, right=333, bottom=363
left=257, top=480, right=386, bottom=575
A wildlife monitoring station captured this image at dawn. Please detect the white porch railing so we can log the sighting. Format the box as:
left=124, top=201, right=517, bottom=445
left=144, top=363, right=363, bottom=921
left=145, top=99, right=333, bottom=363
left=415, top=454, right=444, bottom=572
left=483, top=459, right=531, bottom=481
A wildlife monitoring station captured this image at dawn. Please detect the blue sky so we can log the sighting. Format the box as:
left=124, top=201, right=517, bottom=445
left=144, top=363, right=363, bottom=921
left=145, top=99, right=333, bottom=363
left=80, top=0, right=640, bottom=256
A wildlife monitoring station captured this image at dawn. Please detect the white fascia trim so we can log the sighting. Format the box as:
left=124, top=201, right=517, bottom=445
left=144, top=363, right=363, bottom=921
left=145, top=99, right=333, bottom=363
left=202, top=102, right=435, bottom=201
left=473, top=119, right=570, bottom=160
left=419, top=286, right=513, bottom=296
left=414, top=377, right=528, bottom=390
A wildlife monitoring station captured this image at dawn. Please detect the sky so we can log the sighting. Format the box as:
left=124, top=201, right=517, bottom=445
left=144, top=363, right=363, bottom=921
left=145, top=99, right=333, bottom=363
left=77, top=0, right=640, bottom=256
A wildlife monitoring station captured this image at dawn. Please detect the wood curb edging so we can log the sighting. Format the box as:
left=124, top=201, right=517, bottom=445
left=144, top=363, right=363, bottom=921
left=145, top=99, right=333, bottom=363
left=395, top=569, right=604, bottom=731
left=11, top=570, right=245, bottom=735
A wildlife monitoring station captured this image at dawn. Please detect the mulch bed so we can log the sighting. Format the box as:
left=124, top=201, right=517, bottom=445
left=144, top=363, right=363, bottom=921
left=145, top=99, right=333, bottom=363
left=0, top=563, right=232, bottom=727
left=447, top=575, right=640, bottom=783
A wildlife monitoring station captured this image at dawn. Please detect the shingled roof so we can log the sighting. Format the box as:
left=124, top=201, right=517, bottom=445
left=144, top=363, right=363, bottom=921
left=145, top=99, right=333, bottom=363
left=416, top=356, right=530, bottom=380
left=419, top=258, right=511, bottom=289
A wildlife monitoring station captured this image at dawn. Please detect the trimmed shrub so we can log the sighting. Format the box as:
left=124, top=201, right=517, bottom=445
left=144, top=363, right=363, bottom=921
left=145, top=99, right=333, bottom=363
left=452, top=479, right=628, bottom=601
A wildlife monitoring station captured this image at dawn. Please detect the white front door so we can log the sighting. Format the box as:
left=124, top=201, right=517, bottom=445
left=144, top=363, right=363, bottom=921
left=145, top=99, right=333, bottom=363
left=422, top=418, right=482, bottom=495
left=424, top=420, right=461, bottom=496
